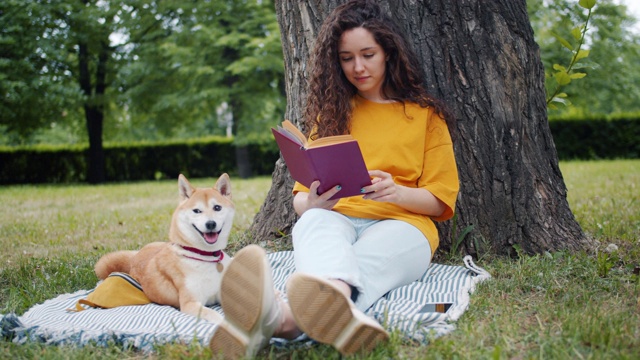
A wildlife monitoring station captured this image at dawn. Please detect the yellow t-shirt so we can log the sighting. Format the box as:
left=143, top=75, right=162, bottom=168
left=293, top=96, right=459, bottom=255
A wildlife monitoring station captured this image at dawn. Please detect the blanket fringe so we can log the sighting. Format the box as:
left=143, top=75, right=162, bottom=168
left=0, top=313, right=22, bottom=339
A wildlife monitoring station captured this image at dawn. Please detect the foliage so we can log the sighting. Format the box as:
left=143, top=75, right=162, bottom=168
left=548, top=117, right=640, bottom=159
left=545, top=0, right=596, bottom=109
left=3, top=116, right=636, bottom=185
left=0, top=137, right=279, bottom=184
left=3, top=0, right=640, bottom=147
left=0, top=0, right=84, bottom=138
left=528, top=0, right=640, bottom=115
left=119, top=0, right=285, bottom=146
left=0, top=0, right=284, bottom=147
left=448, top=213, right=475, bottom=259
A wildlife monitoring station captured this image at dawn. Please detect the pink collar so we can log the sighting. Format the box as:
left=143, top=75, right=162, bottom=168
left=176, top=244, right=224, bottom=263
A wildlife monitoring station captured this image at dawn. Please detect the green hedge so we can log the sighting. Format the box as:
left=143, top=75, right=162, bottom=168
left=0, top=144, right=88, bottom=184
left=549, top=118, right=639, bottom=160
left=1, top=118, right=638, bottom=185
left=0, top=137, right=280, bottom=185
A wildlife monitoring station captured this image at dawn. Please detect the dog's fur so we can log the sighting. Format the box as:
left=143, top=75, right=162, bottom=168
left=94, top=173, right=235, bottom=323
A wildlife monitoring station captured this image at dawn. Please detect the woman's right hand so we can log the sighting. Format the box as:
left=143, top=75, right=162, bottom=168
left=293, top=181, right=341, bottom=215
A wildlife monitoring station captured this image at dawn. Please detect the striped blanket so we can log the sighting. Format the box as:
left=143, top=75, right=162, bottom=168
left=0, top=251, right=490, bottom=352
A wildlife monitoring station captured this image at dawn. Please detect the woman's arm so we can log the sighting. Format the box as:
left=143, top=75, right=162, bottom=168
left=293, top=181, right=342, bottom=216
left=362, top=170, right=446, bottom=217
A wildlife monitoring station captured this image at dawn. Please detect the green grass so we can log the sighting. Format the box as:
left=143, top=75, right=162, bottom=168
left=1, top=160, right=639, bottom=359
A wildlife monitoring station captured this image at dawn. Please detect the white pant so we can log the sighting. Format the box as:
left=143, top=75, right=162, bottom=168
left=291, top=208, right=432, bottom=312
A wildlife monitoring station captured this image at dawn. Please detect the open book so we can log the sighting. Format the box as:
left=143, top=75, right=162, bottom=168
left=271, top=120, right=372, bottom=200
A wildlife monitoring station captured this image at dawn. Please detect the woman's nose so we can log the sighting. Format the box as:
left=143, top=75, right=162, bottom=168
left=354, top=57, right=364, bottom=72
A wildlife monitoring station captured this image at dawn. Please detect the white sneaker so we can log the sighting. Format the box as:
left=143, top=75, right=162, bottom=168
left=209, top=245, right=281, bottom=359
left=286, top=273, right=389, bottom=356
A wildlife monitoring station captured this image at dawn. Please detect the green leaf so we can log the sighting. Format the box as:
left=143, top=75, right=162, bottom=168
left=579, top=0, right=596, bottom=10
left=575, top=49, right=590, bottom=61
left=556, top=92, right=568, bottom=98
left=553, top=64, right=567, bottom=72
left=571, top=62, right=598, bottom=70
left=570, top=72, right=587, bottom=79
left=554, top=71, right=572, bottom=86
left=551, top=96, right=569, bottom=105
left=552, top=33, right=574, bottom=51
left=571, top=26, right=583, bottom=41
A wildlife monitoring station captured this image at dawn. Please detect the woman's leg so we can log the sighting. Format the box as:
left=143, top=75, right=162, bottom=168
left=291, top=208, right=364, bottom=292
left=287, top=210, right=431, bottom=355
left=350, top=219, right=431, bottom=311
left=291, top=209, right=431, bottom=310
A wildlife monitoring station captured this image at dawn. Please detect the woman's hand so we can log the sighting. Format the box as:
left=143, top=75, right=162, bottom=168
left=293, top=181, right=341, bottom=215
left=362, top=170, right=447, bottom=217
left=362, top=170, right=400, bottom=202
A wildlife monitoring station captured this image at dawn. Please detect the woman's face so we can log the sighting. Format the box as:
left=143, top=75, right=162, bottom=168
left=338, top=27, right=387, bottom=102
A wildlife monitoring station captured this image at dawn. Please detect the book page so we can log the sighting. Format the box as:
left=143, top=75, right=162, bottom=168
left=307, top=135, right=355, bottom=148
left=275, top=126, right=303, bottom=145
left=281, top=120, right=307, bottom=146
left=280, top=119, right=355, bottom=149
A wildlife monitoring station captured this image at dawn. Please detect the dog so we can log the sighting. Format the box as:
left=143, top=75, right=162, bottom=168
left=94, top=173, right=234, bottom=323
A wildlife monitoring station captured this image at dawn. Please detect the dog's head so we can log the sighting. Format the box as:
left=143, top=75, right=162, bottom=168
left=170, top=173, right=235, bottom=251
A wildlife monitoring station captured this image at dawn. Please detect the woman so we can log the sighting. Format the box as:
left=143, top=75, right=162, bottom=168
left=209, top=1, right=459, bottom=358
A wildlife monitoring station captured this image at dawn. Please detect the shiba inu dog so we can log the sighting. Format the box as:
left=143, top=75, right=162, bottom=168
left=94, top=173, right=235, bottom=323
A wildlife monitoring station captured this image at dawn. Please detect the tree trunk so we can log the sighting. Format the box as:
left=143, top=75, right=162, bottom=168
left=78, top=38, right=108, bottom=184
left=252, top=0, right=593, bottom=256
left=235, top=145, right=254, bottom=179
left=229, top=98, right=254, bottom=179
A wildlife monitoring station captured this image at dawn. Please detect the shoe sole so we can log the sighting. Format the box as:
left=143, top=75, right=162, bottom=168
left=209, top=245, right=268, bottom=359
left=287, top=273, right=389, bottom=356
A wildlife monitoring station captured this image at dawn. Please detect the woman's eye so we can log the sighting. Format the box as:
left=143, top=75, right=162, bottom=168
left=193, top=209, right=202, bottom=214
left=364, top=53, right=374, bottom=58
left=213, top=205, right=222, bottom=211
left=340, top=57, right=352, bottom=62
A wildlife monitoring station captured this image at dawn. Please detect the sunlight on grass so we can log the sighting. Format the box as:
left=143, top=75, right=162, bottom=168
left=0, top=176, right=272, bottom=268
left=560, top=159, right=640, bottom=263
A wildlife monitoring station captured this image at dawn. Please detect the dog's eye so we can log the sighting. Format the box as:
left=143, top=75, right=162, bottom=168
left=192, top=209, right=202, bottom=214
left=213, top=205, right=222, bottom=211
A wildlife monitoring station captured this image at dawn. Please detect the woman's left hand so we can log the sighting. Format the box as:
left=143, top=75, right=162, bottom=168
left=362, top=170, right=447, bottom=217
left=362, top=170, right=402, bottom=203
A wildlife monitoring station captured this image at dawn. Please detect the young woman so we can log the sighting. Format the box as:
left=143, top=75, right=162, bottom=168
left=209, top=1, right=459, bottom=358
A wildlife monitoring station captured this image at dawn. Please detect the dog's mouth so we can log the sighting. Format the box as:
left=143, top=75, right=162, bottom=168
left=193, top=225, right=222, bottom=245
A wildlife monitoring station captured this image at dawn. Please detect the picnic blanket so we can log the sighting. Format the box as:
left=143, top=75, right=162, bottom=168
left=1, top=251, right=490, bottom=352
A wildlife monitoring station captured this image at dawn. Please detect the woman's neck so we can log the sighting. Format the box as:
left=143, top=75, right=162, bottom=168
left=357, top=93, right=397, bottom=103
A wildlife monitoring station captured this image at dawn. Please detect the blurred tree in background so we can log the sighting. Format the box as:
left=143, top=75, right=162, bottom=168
left=1, top=0, right=283, bottom=181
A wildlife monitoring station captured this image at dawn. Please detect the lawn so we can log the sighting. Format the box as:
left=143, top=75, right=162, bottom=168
left=1, top=160, right=639, bottom=359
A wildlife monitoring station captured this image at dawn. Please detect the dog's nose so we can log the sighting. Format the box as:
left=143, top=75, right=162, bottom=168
left=205, top=221, right=217, bottom=231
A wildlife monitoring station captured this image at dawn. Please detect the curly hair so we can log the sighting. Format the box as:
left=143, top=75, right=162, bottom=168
left=304, top=0, right=451, bottom=139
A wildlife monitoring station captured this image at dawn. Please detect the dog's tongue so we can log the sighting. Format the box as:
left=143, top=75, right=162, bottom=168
left=204, top=232, right=219, bottom=244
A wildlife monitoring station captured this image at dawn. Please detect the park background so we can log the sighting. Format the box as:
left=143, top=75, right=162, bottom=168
left=1, top=0, right=639, bottom=184
left=1, top=0, right=639, bottom=359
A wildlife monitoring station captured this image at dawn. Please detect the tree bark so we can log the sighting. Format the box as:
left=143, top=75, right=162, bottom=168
left=252, top=0, right=593, bottom=256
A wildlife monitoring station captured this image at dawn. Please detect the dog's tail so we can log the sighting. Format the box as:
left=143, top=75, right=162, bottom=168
left=94, top=251, right=137, bottom=279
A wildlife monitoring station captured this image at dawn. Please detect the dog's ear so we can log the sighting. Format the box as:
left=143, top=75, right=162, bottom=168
left=215, top=173, right=232, bottom=199
left=178, top=174, right=195, bottom=201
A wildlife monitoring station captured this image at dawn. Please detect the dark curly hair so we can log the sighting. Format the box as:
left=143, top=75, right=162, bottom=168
left=304, top=0, right=451, bottom=139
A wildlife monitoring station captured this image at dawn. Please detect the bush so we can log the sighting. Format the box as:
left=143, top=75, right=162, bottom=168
left=0, top=137, right=280, bottom=185
left=1, top=118, right=637, bottom=184
left=549, top=118, right=639, bottom=160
